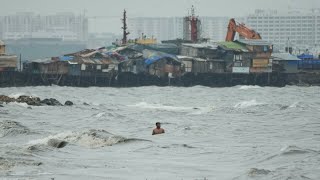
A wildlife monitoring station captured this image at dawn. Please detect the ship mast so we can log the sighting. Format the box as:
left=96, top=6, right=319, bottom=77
left=121, top=9, right=130, bottom=45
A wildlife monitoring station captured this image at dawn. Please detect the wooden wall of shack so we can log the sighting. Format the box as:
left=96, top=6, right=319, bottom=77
left=181, top=58, right=225, bottom=74
left=147, top=58, right=181, bottom=78
left=0, top=55, right=17, bottom=71
left=38, top=61, right=68, bottom=75
left=180, top=45, right=221, bottom=59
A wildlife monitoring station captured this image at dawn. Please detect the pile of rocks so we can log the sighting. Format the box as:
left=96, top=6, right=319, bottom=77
left=0, top=95, right=73, bottom=106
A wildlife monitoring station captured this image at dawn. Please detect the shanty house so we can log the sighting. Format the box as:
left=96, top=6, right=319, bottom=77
left=218, top=39, right=273, bottom=73
left=0, top=40, right=5, bottom=54
left=218, top=41, right=250, bottom=73
left=0, top=40, right=17, bottom=71
left=180, top=43, right=221, bottom=59
left=237, top=39, right=273, bottom=73
left=143, top=49, right=182, bottom=78
left=178, top=56, right=225, bottom=74
left=272, top=53, right=301, bottom=73
left=118, top=58, right=146, bottom=74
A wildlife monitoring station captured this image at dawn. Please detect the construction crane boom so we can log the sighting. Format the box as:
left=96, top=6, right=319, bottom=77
left=225, top=18, right=261, bottom=41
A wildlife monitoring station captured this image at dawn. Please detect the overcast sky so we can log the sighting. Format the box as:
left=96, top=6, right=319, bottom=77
left=1, top=0, right=319, bottom=34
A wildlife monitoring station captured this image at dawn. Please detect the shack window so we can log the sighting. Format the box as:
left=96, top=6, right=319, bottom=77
left=234, top=55, right=242, bottom=61
left=81, top=64, right=86, bottom=71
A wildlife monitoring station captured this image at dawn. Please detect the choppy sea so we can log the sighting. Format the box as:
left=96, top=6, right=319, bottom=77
left=0, top=85, right=320, bottom=180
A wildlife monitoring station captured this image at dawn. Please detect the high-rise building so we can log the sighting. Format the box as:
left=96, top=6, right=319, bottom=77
left=0, top=12, right=88, bottom=41
left=200, top=17, right=230, bottom=42
left=245, top=9, right=320, bottom=51
left=128, top=17, right=184, bottom=41
left=128, top=16, right=230, bottom=42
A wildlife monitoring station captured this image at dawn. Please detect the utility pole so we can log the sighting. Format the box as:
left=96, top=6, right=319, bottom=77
left=121, top=9, right=130, bottom=45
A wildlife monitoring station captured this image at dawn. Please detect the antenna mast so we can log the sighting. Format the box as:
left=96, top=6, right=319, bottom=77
left=121, top=9, right=130, bottom=45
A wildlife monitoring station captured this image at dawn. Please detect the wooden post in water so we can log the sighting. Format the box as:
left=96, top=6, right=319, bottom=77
left=19, top=54, right=22, bottom=72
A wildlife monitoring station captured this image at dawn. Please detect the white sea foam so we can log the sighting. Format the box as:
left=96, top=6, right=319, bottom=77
left=288, top=102, right=300, bottom=108
left=238, top=85, right=261, bottom=90
left=27, top=129, right=139, bottom=148
left=234, top=100, right=263, bottom=109
left=8, top=93, right=27, bottom=99
left=128, top=102, right=194, bottom=112
left=8, top=102, right=30, bottom=108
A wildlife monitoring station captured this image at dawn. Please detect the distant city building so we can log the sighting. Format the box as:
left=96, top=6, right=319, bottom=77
left=0, top=12, right=88, bottom=41
left=128, top=17, right=183, bottom=41
left=87, top=33, right=122, bottom=48
left=245, top=9, right=320, bottom=52
left=200, top=17, right=230, bottom=42
left=128, top=17, right=231, bottom=42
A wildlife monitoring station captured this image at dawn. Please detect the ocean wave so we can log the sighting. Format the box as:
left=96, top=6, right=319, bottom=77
left=128, top=102, right=194, bottom=112
left=0, top=120, right=30, bottom=137
left=234, top=100, right=264, bottom=109
left=7, top=101, right=30, bottom=108
left=280, top=145, right=319, bottom=155
left=238, top=85, right=261, bottom=90
left=8, top=92, right=27, bottom=99
left=188, top=106, right=215, bottom=115
left=0, top=157, right=42, bottom=171
left=28, top=129, right=150, bottom=148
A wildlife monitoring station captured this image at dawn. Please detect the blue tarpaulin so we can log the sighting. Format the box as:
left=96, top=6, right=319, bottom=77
left=143, top=49, right=178, bottom=65
left=144, top=54, right=177, bottom=65
left=59, top=56, right=74, bottom=61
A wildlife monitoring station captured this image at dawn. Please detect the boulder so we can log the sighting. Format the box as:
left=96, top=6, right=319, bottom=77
left=17, top=96, right=41, bottom=106
left=0, top=95, right=63, bottom=106
left=41, top=98, right=62, bottom=106
left=64, top=101, right=74, bottom=106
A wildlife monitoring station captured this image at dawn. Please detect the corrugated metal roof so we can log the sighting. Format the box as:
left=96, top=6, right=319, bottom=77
left=182, top=43, right=218, bottom=49
left=218, top=41, right=248, bottom=52
left=272, top=53, right=301, bottom=61
left=0, top=40, right=4, bottom=46
left=237, top=39, right=272, bottom=46
left=177, top=56, right=207, bottom=62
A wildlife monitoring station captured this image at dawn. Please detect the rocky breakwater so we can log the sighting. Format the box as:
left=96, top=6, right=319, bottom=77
left=0, top=95, right=73, bottom=106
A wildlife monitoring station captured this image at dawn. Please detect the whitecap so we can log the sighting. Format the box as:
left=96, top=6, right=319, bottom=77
left=27, top=129, right=149, bottom=148
left=128, top=102, right=194, bottom=112
left=238, top=85, right=261, bottom=90
left=8, top=93, right=26, bottom=99
left=234, top=100, right=264, bottom=109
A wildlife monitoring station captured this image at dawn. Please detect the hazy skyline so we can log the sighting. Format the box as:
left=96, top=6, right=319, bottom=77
left=1, top=0, right=320, bottom=34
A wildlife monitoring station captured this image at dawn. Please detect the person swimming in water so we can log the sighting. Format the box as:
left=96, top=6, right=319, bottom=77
left=152, top=122, right=165, bottom=135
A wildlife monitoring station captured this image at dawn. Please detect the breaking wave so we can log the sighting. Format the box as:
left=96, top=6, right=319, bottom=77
left=8, top=93, right=27, bottom=99
left=0, top=120, right=30, bottom=137
left=238, top=85, right=261, bottom=90
left=128, top=102, right=194, bottom=112
left=280, top=145, right=318, bottom=155
left=234, top=100, right=264, bottom=109
left=28, top=129, right=150, bottom=148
